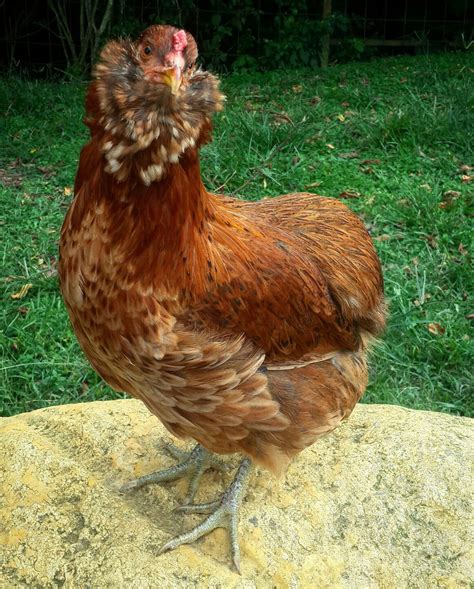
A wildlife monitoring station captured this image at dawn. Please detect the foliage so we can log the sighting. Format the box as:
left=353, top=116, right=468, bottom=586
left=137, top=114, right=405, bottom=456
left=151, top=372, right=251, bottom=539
left=2, top=0, right=472, bottom=76
left=0, top=52, right=472, bottom=418
left=260, top=10, right=353, bottom=69
left=46, top=0, right=117, bottom=76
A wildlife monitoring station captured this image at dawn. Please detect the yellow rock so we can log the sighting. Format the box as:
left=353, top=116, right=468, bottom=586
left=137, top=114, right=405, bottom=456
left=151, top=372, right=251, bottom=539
left=0, top=400, right=472, bottom=587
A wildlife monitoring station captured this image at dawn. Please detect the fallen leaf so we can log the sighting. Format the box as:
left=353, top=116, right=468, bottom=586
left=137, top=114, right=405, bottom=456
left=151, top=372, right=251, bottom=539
left=9, top=158, right=23, bottom=169
left=420, top=183, right=432, bottom=192
left=45, top=266, right=57, bottom=278
left=427, top=322, right=445, bottom=335
left=443, top=190, right=461, bottom=200
left=336, top=114, right=345, bottom=122
left=11, top=283, right=33, bottom=300
left=361, top=166, right=374, bottom=174
left=0, top=169, right=23, bottom=188
left=339, top=190, right=361, bottom=199
left=37, top=165, right=56, bottom=178
left=414, top=293, right=431, bottom=307
left=466, top=313, right=474, bottom=321
left=292, top=84, right=303, bottom=93
left=374, top=234, right=391, bottom=242
left=338, top=151, right=359, bottom=159
left=326, top=144, right=335, bottom=150
left=439, top=190, right=461, bottom=209
left=461, top=175, right=472, bottom=183
left=309, top=96, right=321, bottom=105
left=30, top=148, right=37, bottom=154
left=423, top=234, right=438, bottom=249
left=272, top=111, right=294, bottom=126
left=305, top=181, right=322, bottom=189
left=18, top=306, right=29, bottom=315
left=64, top=186, right=72, bottom=196
left=459, top=164, right=472, bottom=173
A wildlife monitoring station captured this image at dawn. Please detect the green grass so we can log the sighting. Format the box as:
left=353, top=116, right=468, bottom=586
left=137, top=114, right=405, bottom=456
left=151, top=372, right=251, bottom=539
left=1, top=52, right=472, bottom=418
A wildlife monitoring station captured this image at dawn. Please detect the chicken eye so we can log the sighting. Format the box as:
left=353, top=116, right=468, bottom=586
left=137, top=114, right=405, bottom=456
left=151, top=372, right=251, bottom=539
left=143, top=46, right=153, bottom=56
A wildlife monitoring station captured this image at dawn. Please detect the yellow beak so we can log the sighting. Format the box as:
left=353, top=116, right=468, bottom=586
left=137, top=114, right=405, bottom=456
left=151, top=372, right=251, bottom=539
left=162, top=66, right=182, bottom=96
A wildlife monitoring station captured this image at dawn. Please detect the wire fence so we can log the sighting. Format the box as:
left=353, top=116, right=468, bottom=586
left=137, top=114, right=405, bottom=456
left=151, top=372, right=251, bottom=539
left=1, top=0, right=472, bottom=74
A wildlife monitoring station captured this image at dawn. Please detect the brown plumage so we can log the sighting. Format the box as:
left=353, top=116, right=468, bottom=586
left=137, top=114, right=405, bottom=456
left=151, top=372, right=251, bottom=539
left=59, top=24, right=385, bottom=567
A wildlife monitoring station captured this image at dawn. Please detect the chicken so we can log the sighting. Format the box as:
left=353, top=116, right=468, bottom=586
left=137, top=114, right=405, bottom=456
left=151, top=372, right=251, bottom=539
left=59, top=24, right=386, bottom=571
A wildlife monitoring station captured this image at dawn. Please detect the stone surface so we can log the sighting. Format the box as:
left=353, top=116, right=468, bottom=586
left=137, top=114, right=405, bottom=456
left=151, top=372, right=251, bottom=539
left=0, top=400, right=472, bottom=588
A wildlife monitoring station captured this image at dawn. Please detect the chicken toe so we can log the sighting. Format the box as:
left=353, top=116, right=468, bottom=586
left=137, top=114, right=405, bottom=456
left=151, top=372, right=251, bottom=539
left=158, top=457, right=252, bottom=573
left=120, top=443, right=222, bottom=505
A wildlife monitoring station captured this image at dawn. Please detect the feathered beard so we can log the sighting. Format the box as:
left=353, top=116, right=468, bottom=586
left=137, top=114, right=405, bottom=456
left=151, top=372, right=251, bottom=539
left=93, top=39, right=225, bottom=146
left=91, top=39, right=225, bottom=184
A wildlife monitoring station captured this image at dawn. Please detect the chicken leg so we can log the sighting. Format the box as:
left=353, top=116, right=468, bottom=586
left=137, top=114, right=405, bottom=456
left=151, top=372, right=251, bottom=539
left=121, top=443, right=223, bottom=505
left=158, top=457, right=252, bottom=573
left=121, top=443, right=252, bottom=571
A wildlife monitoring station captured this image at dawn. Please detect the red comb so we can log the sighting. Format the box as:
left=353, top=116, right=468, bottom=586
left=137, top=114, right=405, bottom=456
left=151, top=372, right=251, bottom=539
left=172, top=30, right=187, bottom=52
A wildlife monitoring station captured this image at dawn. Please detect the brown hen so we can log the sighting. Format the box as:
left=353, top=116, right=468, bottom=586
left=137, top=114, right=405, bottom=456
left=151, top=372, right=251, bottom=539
left=59, top=24, right=386, bottom=571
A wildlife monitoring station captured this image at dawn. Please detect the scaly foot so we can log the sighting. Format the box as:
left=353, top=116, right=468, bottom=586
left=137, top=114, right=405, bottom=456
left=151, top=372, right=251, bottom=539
left=121, top=443, right=224, bottom=505
left=158, top=457, right=252, bottom=573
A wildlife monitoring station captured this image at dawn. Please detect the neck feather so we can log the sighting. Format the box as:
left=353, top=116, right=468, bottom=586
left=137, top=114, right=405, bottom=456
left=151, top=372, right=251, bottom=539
left=100, top=147, right=219, bottom=296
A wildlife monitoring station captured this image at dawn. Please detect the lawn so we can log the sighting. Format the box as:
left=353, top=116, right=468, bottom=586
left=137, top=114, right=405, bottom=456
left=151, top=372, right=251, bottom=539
left=0, top=52, right=472, bottom=418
